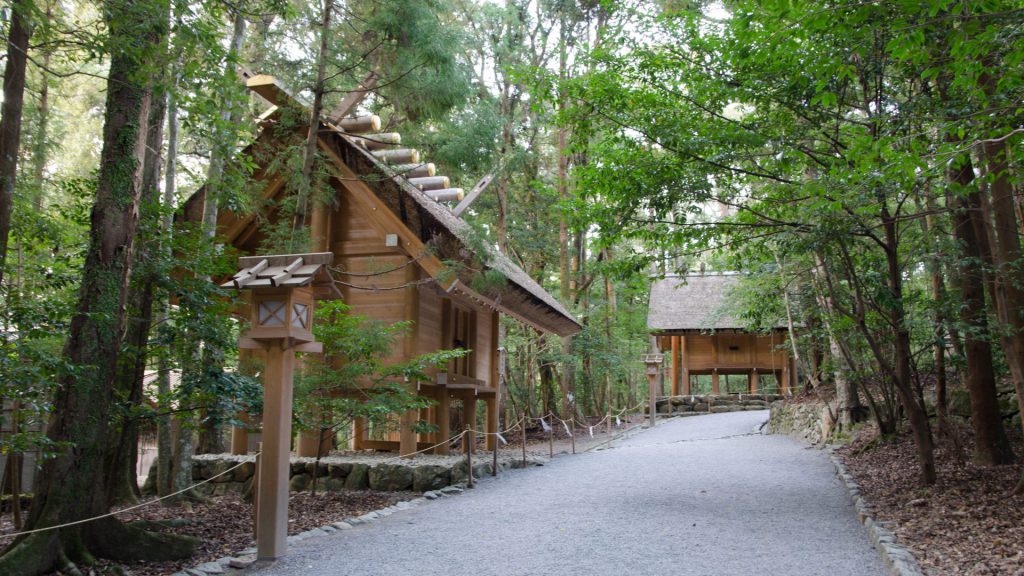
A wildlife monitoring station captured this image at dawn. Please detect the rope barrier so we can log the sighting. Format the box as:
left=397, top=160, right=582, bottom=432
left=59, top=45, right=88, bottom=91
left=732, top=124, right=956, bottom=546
left=1, top=404, right=645, bottom=542
left=0, top=455, right=261, bottom=540
left=377, top=429, right=469, bottom=462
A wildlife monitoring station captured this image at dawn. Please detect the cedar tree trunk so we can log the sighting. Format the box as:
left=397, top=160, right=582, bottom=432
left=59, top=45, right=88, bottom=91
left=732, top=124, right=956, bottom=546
left=0, top=1, right=196, bottom=573
left=948, top=152, right=1015, bottom=466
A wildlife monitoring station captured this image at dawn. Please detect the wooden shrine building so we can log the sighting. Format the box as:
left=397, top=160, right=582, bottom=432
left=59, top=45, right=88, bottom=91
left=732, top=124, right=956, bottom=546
left=184, top=75, right=580, bottom=457
left=648, top=274, right=795, bottom=396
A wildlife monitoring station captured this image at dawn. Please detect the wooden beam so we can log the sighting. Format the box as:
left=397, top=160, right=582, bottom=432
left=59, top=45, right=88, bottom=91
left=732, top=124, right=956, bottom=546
left=680, top=335, right=690, bottom=396
left=488, top=309, right=500, bottom=451
left=255, top=343, right=295, bottom=560
left=452, top=173, right=495, bottom=218
left=316, top=137, right=451, bottom=285
left=670, top=336, right=680, bottom=397
left=246, top=74, right=309, bottom=108
left=435, top=388, right=450, bottom=455
left=336, top=114, right=381, bottom=134
left=326, top=71, right=379, bottom=122
left=464, top=396, right=478, bottom=455
left=400, top=262, right=420, bottom=458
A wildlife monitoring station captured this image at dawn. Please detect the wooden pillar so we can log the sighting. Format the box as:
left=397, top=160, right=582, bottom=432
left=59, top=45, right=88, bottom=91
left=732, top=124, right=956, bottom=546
left=399, top=409, right=417, bottom=457
left=353, top=417, right=366, bottom=450
left=670, top=336, right=680, bottom=397
left=310, top=197, right=330, bottom=252
left=749, top=370, right=759, bottom=394
left=464, top=396, right=478, bottom=455
left=231, top=348, right=256, bottom=455
left=435, top=391, right=450, bottom=455
left=781, top=358, right=790, bottom=395
left=485, top=396, right=497, bottom=451
left=647, top=370, right=657, bottom=427
left=230, top=418, right=249, bottom=455
left=681, top=335, right=690, bottom=396
left=400, top=263, right=420, bottom=458
left=297, top=429, right=320, bottom=457
left=711, top=369, right=720, bottom=395
left=256, top=342, right=295, bottom=560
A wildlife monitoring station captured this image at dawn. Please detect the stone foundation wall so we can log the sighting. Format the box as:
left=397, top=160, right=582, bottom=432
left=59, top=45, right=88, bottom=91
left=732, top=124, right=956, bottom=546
left=943, top=385, right=1021, bottom=431
left=656, top=394, right=782, bottom=416
left=188, top=452, right=546, bottom=496
left=766, top=399, right=832, bottom=445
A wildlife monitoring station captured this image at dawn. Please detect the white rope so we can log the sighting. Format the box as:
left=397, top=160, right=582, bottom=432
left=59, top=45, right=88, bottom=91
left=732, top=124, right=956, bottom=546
left=0, top=455, right=260, bottom=540
left=378, top=429, right=468, bottom=462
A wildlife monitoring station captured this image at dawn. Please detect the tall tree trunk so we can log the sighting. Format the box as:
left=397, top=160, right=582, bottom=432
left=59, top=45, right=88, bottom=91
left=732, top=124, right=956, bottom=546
left=201, top=11, right=247, bottom=241
left=0, top=0, right=32, bottom=291
left=874, top=208, right=937, bottom=484
left=603, top=247, right=615, bottom=418
left=980, top=136, right=1024, bottom=436
left=0, top=2, right=197, bottom=572
left=292, top=0, right=331, bottom=234
left=157, top=63, right=180, bottom=499
left=947, top=151, right=1015, bottom=466
left=811, top=253, right=863, bottom=427
left=31, top=1, right=52, bottom=210
left=106, top=78, right=169, bottom=506
left=194, top=10, right=246, bottom=455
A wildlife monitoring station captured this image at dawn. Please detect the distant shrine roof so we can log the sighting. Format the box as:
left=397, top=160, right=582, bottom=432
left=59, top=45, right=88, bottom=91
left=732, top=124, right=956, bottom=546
left=647, top=274, right=786, bottom=333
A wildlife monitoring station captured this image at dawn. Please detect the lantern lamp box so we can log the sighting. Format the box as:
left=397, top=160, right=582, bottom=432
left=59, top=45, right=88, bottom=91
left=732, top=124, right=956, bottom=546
left=222, top=252, right=333, bottom=353
left=248, top=287, right=315, bottom=343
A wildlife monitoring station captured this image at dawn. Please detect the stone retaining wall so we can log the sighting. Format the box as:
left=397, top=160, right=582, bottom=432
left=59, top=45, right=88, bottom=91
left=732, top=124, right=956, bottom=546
left=656, top=394, right=782, bottom=416
left=189, top=452, right=548, bottom=496
left=766, top=399, right=833, bottom=445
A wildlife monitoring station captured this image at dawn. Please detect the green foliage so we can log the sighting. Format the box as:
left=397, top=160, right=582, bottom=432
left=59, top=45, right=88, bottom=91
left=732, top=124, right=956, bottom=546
left=293, top=300, right=467, bottom=438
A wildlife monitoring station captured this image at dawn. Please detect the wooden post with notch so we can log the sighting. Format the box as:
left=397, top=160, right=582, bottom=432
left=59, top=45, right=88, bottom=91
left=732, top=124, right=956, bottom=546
left=223, top=252, right=332, bottom=561
left=643, top=354, right=664, bottom=428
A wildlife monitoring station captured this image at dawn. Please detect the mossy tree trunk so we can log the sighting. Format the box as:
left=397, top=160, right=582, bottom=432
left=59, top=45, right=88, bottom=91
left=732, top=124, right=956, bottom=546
left=107, top=73, right=169, bottom=506
left=0, top=1, right=197, bottom=573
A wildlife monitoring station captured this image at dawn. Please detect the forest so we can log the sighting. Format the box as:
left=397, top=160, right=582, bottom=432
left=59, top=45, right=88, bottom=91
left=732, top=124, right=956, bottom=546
left=0, top=0, right=1022, bottom=574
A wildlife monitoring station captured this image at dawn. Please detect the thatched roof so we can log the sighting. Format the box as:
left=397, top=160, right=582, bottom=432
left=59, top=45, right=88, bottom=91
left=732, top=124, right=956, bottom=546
left=330, top=126, right=581, bottom=336
left=648, top=274, right=783, bottom=333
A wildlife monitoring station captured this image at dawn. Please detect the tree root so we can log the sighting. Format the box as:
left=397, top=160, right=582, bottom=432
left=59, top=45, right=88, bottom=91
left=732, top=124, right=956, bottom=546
left=128, top=517, right=193, bottom=530
left=86, top=516, right=197, bottom=562
left=0, top=531, right=62, bottom=575
left=0, top=517, right=197, bottom=576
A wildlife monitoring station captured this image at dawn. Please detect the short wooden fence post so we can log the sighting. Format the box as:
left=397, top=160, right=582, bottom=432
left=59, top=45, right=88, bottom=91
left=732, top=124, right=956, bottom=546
left=465, top=426, right=474, bottom=489
left=253, top=443, right=262, bottom=540
left=521, top=420, right=527, bottom=468
left=547, top=421, right=553, bottom=459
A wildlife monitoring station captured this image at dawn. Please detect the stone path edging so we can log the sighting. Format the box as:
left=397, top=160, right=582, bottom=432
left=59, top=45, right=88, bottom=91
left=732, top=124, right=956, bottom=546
left=176, top=423, right=641, bottom=576
left=172, top=484, right=471, bottom=575
left=828, top=450, right=924, bottom=576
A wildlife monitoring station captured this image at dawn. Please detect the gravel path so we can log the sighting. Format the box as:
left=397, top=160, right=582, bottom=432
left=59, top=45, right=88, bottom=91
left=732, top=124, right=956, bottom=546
left=248, top=411, right=884, bottom=576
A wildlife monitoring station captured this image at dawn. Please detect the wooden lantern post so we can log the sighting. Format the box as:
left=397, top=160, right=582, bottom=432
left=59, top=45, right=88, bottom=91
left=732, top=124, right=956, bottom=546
left=223, top=252, right=333, bottom=561
left=642, top=353, right=664, bottom=428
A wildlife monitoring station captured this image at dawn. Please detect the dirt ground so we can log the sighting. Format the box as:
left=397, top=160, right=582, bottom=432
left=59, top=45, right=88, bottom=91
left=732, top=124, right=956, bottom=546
left=837, top=424, right=1024, bottom=576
